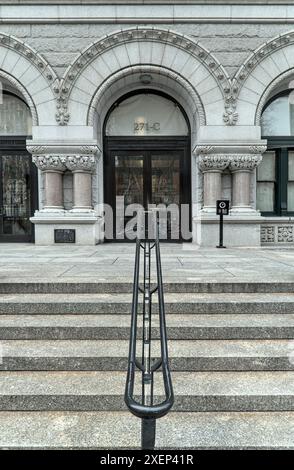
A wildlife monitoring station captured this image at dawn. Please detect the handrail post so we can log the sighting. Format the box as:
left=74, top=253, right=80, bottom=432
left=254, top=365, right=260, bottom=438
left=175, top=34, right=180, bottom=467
left=142, top=417, right=156, bottom=450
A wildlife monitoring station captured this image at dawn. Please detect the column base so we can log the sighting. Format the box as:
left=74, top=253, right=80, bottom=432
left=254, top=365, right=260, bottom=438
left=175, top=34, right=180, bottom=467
left=230, top=207, right=261, bottom=216
left=193, top=215, right=263, bottom=247
left=30, top=211, right=103, bottom=245
left=70, top=207, right=95, bottom=213
left=199, top=207, right=218, bottom=214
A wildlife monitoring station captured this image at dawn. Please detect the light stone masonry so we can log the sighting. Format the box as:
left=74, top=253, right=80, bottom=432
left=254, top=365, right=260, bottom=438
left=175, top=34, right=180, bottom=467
left=0, top=2, right=292, bottom=245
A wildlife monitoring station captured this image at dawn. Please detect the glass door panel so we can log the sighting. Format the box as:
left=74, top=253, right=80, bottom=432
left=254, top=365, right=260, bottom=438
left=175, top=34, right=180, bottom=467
left=108, top=145, right=188, bottom=241
left=151, top=152, right=180, bottom=239
left=114, top=153, right=144, bottom=239
left=0, top=153, right=34, bottom=241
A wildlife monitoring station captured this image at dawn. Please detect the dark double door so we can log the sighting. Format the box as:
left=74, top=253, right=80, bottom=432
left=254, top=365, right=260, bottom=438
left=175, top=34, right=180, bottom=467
left=0, top=141, right=37, bottom=242
left=104, top=138, right=191, bottom=240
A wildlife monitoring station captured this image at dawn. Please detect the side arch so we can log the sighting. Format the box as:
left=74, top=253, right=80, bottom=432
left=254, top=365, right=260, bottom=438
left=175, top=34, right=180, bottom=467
left=0, top=33, right=58, bottom=125
left=63, top=27, right=230, bottom=127
left=0, top=70, right=38, bottom=125
left=233, top=30, right=294, bottom=126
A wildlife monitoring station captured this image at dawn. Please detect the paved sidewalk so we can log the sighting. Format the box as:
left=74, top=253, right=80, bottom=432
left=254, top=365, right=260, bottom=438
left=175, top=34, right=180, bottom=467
left=0, top=243, right=294, bottom=283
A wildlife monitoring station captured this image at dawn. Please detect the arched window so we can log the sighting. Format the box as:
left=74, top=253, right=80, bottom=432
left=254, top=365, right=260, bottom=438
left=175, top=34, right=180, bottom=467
left=258, top=91, right=294, bottom=215
left=0, top=92, right=32, bottom=135
left=105, top=93, right=188, bottom=137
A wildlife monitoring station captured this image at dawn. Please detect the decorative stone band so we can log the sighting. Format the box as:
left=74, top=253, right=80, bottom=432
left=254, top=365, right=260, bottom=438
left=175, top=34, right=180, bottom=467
left=32, top=155, right=66, bottom=172
left=198, top=154, right=230, bottom=172
left=195, top=145, right=266, bottom=173
left=229, top=154, right=262, bottom=172
left=28, top=144, right=100, bottom=174
left=61, top=155, right=97, bottom=173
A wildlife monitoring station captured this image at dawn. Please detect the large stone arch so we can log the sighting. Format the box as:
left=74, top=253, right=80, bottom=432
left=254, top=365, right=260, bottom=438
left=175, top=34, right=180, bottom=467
left=233, top=31, right=294, bottom=126
left=0, top=33, right=58, bottom=125
left=63, top=27, right=230, bottom=128
left=86, top=64, right=205, bottom=151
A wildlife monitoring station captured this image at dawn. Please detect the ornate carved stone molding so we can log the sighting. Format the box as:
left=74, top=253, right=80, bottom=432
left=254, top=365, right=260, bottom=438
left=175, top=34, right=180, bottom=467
left=234, top=31, right=294, bottom=121
left=0, top=33, right=58, bottom=113
left=229, top=154, right=262, bottom=171
left=88, top=64, right=206, bottom=127
left=198, top=154, right=230, bottom=172
left=62, top=27, right=230, bottom=126
left=32, top=155, right=66, bottom=172
left=223, top=107, right=238, bottom=126
left=28, top=144, right=100, bottom=173
left=195, top=144, right=265, bottom=173
left=194, top=145, right=214, bottom=155
left=261, top=224, right=294, bottom=244
left=249, top=145, right=267, bottom=154
left=62, top=155, right=97, bottom=173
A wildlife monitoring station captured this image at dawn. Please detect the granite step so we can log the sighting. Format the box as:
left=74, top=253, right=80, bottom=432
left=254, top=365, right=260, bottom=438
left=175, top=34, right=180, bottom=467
left=1, top=281, right=294, bottom=294
left=1, top=339, right=293, bottom=371
left=0, top=411, right=293, bottom=449
left=0, top=313, right=294, bottom=339
left=0, top=371, right=294, bottom=412
left=1, top=293, right=294, bottom=314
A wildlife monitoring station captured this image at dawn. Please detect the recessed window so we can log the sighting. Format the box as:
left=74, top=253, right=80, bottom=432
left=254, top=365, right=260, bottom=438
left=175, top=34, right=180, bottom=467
left=261, top=94, right=294, bottom=136
left=0, top=92, right=32, bottom=135
left=257, top=151, right=276, bottom=213
left=257, top=91, right=294, bottom=216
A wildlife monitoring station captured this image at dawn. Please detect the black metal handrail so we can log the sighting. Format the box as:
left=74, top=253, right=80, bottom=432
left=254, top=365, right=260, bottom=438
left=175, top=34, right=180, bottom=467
left=125, top=211, right=174, bottom=450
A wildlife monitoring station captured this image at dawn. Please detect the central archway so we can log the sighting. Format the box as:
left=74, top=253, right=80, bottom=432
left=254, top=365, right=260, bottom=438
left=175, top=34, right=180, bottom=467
left=103, top=90, right=191, bottom=241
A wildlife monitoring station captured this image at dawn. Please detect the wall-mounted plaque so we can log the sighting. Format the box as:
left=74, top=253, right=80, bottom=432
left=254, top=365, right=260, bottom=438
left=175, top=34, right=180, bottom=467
left=54, top=229, right=76, bottom=243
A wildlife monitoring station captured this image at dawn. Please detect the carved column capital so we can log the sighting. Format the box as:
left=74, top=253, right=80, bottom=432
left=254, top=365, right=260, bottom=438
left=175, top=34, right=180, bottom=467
left=32, top=155, right=66, bottom=172
left=62, top=155, right=97, bottom=173
left=198, top=154, right=230, bottom=172
left=229, top=154, right=262, bottom=172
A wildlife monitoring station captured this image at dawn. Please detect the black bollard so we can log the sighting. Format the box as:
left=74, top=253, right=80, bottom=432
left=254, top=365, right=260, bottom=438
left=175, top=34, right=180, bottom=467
left=216, top=200, right=229, bottom=248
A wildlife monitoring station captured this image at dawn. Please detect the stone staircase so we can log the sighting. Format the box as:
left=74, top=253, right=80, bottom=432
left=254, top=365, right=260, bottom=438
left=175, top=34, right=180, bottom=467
left=0, top=282, right=294, bottom=449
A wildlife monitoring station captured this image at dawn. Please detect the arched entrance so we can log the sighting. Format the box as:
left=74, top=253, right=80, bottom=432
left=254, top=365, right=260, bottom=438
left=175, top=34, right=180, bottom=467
left=0, top=91, right=37, bottom=242
left=103, top=91, right=191, bottom=241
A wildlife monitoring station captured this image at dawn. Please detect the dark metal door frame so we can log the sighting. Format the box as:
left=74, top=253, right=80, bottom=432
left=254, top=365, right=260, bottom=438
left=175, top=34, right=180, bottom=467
left=104, top=136, right=191, bottom=241
left=0, top=136, right=38, bottom=243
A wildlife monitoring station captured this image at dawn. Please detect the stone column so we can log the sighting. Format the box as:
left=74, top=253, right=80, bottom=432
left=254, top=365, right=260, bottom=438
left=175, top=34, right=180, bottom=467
left=32, top=155, right=66, bottom=210
left=63, top=155, right=97, bottom=212
left=229, top=155, right=262, bottom=213
left=198, top=154, right=229, bottom=212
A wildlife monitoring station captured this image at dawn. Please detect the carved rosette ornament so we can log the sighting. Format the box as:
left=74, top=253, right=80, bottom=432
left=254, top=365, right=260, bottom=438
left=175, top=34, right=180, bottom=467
left=32, top=155, right=66, bottom=172
left=198, top=154, right=230, bottom=172
left=229, top=154, right=262, bottom=172
left=62, top=155, right=97, bottom=173
left=223, top=108, right=238, bottom=126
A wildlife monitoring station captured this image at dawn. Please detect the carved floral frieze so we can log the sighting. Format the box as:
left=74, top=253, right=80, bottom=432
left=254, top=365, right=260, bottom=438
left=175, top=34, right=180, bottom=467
left=261, top=225, right=294, bottom=244
left=198, top=154, right=230, bottom=171
left=229, top=154, right=262, bottom=171
left=32, top=155, right=66, bottom=172
left=62, top=155, right=97, bottom=172
left=28, top=145, right=100, bottom=173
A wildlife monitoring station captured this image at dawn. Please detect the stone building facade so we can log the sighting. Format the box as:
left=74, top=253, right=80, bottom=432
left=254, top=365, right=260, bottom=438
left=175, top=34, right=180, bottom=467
left=1, top=1, right=294, bottom=246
